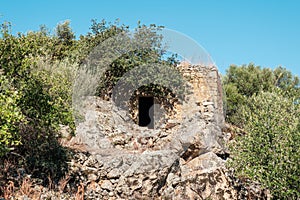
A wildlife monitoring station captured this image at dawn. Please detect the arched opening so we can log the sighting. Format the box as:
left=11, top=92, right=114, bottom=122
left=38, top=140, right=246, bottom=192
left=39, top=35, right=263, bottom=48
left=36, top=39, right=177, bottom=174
left=127, top=84, right=181, bottom=129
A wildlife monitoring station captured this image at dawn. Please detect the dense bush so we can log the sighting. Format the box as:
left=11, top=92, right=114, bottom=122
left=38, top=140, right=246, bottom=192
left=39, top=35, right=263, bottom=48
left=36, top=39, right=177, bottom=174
left=25, top=58, right=76, bottom=131
left=228, top=91, right=300, bottom=199
left=80, top=20, right=180, bottom=99
left=0, top=21, right=76, bottom=184
left=223, top=63, right=300, bottom=125
left=224, top=64, right=300, bottom=199
left=0, top=21, right=76, bottom=155
left=0, top=75, right=25, bottom=155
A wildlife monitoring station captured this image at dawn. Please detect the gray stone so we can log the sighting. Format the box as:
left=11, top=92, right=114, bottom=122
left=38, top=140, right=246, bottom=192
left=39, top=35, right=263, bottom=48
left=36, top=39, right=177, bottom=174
left=107, top=168, right=122, bottom=179
left=87, top=173, right=98, bottom=181
left=59, top=64, right=269, bottom=199
left=100, top=180, right=113, bottom=191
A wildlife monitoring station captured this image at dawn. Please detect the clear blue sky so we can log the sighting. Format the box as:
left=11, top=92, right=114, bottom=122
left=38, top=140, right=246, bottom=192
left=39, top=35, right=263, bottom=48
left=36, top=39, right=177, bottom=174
left=1, top=0, right=299, bottom=76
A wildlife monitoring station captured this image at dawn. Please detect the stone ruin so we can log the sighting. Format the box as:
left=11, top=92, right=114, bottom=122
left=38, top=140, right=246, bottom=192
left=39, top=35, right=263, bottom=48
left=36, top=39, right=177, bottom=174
left=65, top=64, right=270, bottom=199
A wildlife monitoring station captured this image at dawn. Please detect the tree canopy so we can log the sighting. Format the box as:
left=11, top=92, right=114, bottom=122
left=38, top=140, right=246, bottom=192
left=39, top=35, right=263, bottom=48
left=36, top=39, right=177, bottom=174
left=223, top=63, right=300, bottom=125
left=224, top=64, right=300, bottom=199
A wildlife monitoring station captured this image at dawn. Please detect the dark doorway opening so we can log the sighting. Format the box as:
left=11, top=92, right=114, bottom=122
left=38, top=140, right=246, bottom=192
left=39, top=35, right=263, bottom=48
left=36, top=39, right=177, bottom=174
left=138, top=96, right=154, bottom=129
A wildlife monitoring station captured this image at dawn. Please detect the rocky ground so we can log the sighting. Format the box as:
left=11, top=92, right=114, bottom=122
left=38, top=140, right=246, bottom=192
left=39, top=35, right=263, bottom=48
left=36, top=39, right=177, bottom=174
left=0, top=97, right=271, bottom=199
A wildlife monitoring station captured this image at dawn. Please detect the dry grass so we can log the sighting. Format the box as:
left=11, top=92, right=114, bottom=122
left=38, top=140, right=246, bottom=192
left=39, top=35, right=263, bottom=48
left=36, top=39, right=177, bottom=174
left=0, top=145, right=90, bottom=199
left=58, top=174, right=71, bottom=193
left=59, top=136, right=87, bottom=152
left=0, top=177, right=43, bottom=200
left=20, top=177, right=34, bottom=196
left=1, top=180, right=15, bottom=199
left=75, top=182, right=85, bottom=200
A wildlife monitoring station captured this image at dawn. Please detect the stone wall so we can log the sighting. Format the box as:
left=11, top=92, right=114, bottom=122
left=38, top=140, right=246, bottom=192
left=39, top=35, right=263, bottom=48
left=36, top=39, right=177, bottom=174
left=126, top=64, right=225, bottom=129
left=58, top=64, right=270, bottom=199
left=177, top=64, right=225, bottom=126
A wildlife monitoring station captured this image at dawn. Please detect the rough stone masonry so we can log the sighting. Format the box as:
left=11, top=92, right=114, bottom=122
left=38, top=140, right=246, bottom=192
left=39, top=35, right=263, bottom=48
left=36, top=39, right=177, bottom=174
left=65, top=64, right=270, bottom=199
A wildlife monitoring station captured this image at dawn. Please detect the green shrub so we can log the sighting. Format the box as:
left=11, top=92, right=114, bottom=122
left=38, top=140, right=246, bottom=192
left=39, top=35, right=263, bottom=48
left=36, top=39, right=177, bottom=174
left=228, top=91, right=300, bottom=199
left=223, top=64, right=300, bottom=125
left=0, top=75, right=25, bottom=156
left=30, top=57, right=76, bottom=131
